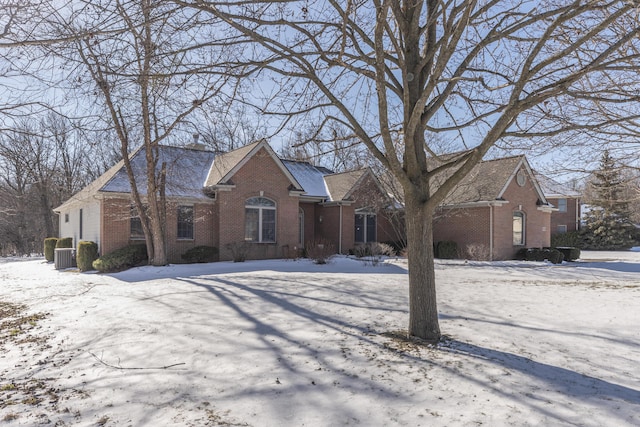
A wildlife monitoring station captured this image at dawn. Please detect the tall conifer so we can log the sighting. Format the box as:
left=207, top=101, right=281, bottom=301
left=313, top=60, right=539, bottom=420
left=582, top=150, right=637, bottom=250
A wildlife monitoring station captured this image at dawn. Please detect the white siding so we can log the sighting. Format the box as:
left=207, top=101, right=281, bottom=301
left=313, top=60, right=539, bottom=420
left=58, top=201, right=101, bottom=250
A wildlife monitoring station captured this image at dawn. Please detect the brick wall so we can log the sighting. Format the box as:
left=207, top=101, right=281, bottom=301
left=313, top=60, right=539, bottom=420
left=216, top=147, right=300, bottom=261
left=433, top=206, right=491, bottom=257
left=494, top=169, right=551, bottom=259
left=548, top=196, right=580, bottom=233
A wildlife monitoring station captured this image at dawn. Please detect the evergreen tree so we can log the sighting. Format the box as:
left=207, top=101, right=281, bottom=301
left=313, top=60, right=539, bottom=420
left=582, top=150, right=637, bottom=250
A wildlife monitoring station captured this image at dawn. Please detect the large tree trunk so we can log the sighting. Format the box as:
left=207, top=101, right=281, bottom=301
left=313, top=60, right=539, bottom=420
left=404, top=194, right=441, bottom=342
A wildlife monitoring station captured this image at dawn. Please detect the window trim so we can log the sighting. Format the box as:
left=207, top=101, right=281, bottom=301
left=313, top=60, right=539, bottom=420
left=177, top=205, right=194, bottom=240
left=557, top=198, right=567, bottom=212
left=513, top=211, right=525, bottom=246
left=355, top=209, right=377, bottom=244
left=245, top=197, right=277, bottom=243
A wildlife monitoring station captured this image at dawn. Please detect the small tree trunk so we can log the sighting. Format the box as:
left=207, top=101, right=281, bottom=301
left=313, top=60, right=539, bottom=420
left=404, top=195, right=441, bottom=342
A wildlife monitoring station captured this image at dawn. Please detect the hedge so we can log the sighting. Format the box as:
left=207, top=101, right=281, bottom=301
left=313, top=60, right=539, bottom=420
left=56, top=237, right=73, bottom=249
left=181, top=246, right=218, bottom=263
left=92, top=244, right=148, bottom=273
left=77, top=241, right=99, bottom=272
left=44, top=238, right=58, bottom=262
left=515, top=248, right=565, bottom=264
left=435, top=240, right=458, bottom=259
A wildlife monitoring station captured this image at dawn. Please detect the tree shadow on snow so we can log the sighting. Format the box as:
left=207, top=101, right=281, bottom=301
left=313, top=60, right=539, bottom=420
left=434, top=338, right=640, bottom=424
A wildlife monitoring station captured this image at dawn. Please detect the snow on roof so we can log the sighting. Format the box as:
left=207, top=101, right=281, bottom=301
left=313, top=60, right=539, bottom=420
left=282, top=160, right=333, bottom=198
left=100, top=145, right=217, bottom=199
left=534, top=172, right=581, bottom=198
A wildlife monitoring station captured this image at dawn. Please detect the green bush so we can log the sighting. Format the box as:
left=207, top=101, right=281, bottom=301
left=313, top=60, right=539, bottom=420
left=551, top=231, right=582, bottom=248
left=56, top=237, right=73, bottom=249
left=181, top=246, right=218, bottom=263
left=555, top=247, right=581, bottom=262
left=92, top=244, right=148, bottom=273
left=547, top=249, right=565, bottom=265
left=516, top=247, right=565, bottom=264
left=44, top=238, right=58, bottom=262
left=77, top=241, right=99, bottom=272
left=435, top=240, right=458, bottom=259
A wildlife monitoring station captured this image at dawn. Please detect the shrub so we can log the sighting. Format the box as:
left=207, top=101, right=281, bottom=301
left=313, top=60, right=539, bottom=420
left=56, top=237, right=73, bottom=249
left=92, top=244, right=147, bottom=272
left=435, top=240, right=458, bottom=259
left=305, top=239, right=335, bottom=264
left=354, top=242, right=395, bottom=266
left=181, top=246, right=218, bottom=263
left=516, top=247, right=565, bottom=264
left=547, top=249, right=565, bottom=265
left=77, top=241, right=99, bottom=272
left=464, top=243, right=491, bottom=261
left=555, top=247, right=581, bottom=262
left=44, top=238, right=58, bottom=262
left=226, top=241, right=250, bottom=263
left=551, top=231, right=582, bottom=248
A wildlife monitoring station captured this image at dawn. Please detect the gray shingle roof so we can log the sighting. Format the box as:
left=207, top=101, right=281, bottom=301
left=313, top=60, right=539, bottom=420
left=100, top=145, right=217, bottom=198
left=441, top=155, right=525, bottom=204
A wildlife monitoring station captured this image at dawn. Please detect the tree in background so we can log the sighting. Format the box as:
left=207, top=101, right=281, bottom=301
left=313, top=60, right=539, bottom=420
left=581, top=150, right=637, bottom=250
left=180, top=1, right=640, bottom=341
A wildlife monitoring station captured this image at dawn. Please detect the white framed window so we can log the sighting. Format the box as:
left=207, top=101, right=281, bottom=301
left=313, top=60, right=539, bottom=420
left=513, top=211, right=525, bottom=246
left=177, top=205, right=194, bottom=240
left=557, top=198, right=567, bottom=212
left=64, top=213, right=69, bottom=223
left=355, top=210, right=376, bottom=243
left=557, top=224, right=567, bottom=234
left=245, top=197, right=276, bottom=243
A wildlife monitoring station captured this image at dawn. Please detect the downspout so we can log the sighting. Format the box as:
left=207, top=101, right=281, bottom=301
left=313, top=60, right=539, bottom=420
left=489, top=204, right=494, bottom=260
left=339, top=203, right=343, bottom=254
left=575, top=198, right=580, bottom=231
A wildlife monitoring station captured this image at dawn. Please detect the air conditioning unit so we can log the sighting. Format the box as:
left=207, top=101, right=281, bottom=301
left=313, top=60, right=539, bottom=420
left=54, top=248, right=76, bottom=270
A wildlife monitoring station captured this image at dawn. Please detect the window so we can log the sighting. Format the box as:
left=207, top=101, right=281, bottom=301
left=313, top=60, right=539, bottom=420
left=513, top=211, right=525, bottom=246
left=557, top=224, right=567, bottom=234
left=557, top=198, right=567, bottom=212
left=355, top=211, right=376, bottom=243
left=177, top=206, right=194, bottom=239
left=64, top=213, right=69, bottom=223
left=130, top=205, right=145, bottom=239
left=79, top=209, right=83, bottom=240
left=245, top=197, right=276, bottom=243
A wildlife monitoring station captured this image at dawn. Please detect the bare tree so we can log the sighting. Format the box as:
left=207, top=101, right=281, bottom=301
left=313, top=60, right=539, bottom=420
left=38, top=0, right=244, bottom=265
left=175, top=0, right=640, bottom=341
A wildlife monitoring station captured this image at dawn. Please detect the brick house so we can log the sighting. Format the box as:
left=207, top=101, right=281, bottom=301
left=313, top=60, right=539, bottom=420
left=54, top=140, right=399, bottom=262
left=535, top=173, right=581, bottom=235
left=431, top=155, right=554, bottom=260
left=55, top=141, right=553, bottom=262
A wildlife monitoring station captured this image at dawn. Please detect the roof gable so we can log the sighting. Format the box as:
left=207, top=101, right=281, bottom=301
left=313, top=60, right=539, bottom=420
left=205, top=140, right=304, bottom=191
left=438, top=155, right=548, bottom=206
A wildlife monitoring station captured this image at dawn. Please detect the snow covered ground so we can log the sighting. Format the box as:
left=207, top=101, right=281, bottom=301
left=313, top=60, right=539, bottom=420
left=0, top=251, right=638, bottom=426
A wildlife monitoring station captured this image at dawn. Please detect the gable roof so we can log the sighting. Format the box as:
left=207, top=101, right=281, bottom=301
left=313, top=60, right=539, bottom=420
left=323, top=169, right=368, bottom=201
left=204, top=140, right=304, bottom=191
left=432, top=155, right=548, bottom=206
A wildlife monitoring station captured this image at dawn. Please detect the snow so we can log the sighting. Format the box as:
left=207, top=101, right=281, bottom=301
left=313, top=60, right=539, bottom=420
left=282, top=160, right=331, bottom=199
left=1, top=252, right=639, bottom=426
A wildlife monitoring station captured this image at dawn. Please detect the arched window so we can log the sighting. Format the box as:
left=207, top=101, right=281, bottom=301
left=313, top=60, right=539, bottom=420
left=513, top=211, right=525, bottom=246
left=245, top=197, right=276, bottom=243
